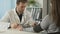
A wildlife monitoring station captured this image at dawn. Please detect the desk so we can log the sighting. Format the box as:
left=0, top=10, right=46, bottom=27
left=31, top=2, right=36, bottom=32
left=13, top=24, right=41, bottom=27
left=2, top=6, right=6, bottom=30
left=0, top=29, right=39, bottom=34
left=0, top=29, right=47, bottom=34
left=0, top=22, right=47, bottom=34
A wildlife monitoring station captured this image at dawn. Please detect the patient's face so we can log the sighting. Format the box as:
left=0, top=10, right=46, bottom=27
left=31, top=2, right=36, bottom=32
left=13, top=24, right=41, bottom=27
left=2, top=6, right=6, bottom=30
left=16, top=2, right=27, bottom=13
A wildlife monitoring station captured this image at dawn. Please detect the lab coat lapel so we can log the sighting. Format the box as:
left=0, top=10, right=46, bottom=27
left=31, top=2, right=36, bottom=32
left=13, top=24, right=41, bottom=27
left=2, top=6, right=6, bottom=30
left=21, top=10, right=26, bottom=25
left=13, top=8, right=20, bottom=24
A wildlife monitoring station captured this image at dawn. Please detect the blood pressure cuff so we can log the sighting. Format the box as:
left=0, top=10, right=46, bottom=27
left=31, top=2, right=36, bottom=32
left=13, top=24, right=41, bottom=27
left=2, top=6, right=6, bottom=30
left=33, top=24, right=43, bottom=33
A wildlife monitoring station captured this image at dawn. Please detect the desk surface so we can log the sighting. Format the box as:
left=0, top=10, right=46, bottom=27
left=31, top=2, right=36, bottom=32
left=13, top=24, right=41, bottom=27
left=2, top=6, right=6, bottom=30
left=0, top=29, right=39, bottom=34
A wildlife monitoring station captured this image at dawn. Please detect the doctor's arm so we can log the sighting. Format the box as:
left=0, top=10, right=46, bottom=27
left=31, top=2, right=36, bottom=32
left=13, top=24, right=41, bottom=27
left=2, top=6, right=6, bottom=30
left=0, top=11, right=10, bottom=22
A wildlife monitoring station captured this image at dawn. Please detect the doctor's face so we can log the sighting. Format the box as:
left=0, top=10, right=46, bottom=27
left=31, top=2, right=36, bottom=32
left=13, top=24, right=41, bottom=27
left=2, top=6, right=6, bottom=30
left=16, top=2, right=27, bottom=13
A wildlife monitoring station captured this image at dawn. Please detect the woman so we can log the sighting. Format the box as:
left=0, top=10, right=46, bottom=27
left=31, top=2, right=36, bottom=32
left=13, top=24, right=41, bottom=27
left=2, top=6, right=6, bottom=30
left=33, top=0, right=60, bottom=33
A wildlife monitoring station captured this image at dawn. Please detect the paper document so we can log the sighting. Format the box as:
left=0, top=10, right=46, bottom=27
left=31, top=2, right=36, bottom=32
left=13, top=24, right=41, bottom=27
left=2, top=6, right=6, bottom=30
left=0, top=22, right=10, bottom=32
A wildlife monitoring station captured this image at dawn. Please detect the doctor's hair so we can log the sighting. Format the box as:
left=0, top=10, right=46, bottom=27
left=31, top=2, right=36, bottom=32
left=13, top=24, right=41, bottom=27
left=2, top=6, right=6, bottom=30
left=16, top=0, right=28, bottom=5
left=51, top=0, right=60, bottom=27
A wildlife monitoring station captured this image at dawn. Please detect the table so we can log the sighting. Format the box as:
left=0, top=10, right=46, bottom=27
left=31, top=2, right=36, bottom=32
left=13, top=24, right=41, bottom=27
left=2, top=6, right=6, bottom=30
left=0, top=29, right=39, bottom=34
left=0, top=22, right=47, bottom=34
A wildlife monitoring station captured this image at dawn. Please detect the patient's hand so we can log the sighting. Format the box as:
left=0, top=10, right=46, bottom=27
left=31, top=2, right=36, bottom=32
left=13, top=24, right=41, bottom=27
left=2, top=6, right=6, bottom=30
left=32, top=23, right=37, bottom=27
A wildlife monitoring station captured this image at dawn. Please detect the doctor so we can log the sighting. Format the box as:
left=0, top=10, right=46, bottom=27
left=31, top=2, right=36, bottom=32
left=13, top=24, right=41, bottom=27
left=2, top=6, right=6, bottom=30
left=0, top=0, right=35, bottom=31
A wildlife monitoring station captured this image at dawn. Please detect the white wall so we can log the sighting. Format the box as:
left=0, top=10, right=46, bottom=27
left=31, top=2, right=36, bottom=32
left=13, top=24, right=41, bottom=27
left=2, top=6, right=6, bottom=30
left=35, top=0, right=43, bottom=8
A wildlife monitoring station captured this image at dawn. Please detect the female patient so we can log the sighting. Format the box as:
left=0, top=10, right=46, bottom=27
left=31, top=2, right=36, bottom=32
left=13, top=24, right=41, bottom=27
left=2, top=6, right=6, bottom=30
left=33, top=0, right=60, bottom=33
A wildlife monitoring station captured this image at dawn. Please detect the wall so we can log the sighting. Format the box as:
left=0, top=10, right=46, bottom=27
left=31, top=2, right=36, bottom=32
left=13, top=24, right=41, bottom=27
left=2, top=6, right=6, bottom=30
left=0, top=0, right=16, bottom=19
left=35, top=0, right=43, bottom=8
left=11, top=0, right=16, bottom=9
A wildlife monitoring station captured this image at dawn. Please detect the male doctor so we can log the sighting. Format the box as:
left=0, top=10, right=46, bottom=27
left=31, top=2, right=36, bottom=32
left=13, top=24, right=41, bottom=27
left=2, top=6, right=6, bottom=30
left=0, top=0, right=35, bottom=31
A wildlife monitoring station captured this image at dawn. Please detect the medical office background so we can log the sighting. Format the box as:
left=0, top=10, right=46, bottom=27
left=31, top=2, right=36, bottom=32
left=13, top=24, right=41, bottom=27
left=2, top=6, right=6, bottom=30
left=0, top=0, right=49, bottom=22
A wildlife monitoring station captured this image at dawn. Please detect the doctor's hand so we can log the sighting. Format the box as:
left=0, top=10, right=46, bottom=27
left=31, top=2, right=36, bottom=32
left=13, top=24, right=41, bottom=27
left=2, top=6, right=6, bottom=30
left=10, top=23, right=23, bottom=31
left=16, top=25, right=23, bottom=31
left=10, top=23, right=18, bottom=29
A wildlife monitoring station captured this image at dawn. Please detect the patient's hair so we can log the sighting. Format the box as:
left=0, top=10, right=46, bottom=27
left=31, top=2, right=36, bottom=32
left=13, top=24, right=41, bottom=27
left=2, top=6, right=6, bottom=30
left=51, top=0, right=60, bottom=27
left=16, top=0, right=28, bottom=5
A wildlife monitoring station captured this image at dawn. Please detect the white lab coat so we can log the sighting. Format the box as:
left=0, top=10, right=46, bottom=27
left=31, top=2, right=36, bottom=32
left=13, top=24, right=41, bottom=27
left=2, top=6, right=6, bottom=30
left=0, top=8, right=35, bottom=28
